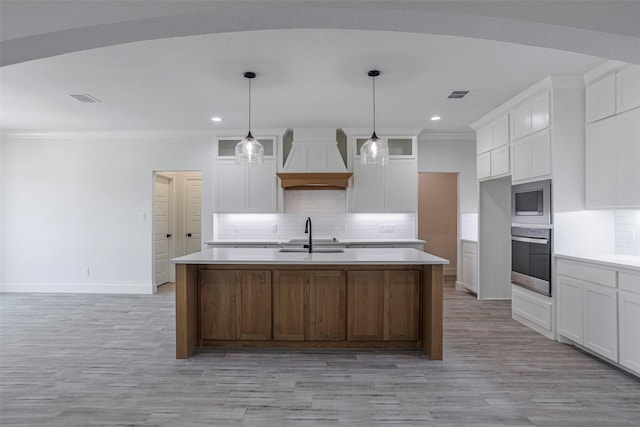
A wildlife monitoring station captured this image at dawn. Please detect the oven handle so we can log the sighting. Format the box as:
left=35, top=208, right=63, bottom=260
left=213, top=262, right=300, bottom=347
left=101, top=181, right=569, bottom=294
left=511, top=236, right=548, bottom=245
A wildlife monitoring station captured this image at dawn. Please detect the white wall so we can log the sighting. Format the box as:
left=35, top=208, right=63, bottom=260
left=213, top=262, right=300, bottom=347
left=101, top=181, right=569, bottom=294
left=417, top=133, right=477, bottom=214
left=0, top=131, right=213, bottom=294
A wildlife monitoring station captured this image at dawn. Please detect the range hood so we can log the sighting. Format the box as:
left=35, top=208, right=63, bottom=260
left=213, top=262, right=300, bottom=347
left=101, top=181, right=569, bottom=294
left=278, top=129, right=352, bottom=190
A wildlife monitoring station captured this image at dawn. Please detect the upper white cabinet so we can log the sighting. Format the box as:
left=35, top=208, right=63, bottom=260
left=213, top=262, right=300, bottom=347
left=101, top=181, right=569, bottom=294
left=213, top=135, right=279, bottom=213
left=511, top=91, right=550, bottom=141
left=349, top=133, right=418, bottom=213
left=586, top=105, right=640, bottom=208
left=511, top=129, right=551, bottom=182
left=586, top=63, right=640, bottom=122
left=616, top=65, right=640, bottom=114
left=475, top=115, right=510, bottom=180
left=586, top=73, right=616, bottom=123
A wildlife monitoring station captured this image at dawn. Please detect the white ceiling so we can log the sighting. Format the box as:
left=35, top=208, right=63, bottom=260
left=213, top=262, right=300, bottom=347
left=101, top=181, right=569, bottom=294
left=1, top=1, right=638, bottom=135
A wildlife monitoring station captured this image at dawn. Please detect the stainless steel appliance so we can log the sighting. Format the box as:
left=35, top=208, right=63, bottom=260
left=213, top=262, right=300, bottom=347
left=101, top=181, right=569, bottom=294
left=511, top=179, right=551, bottom=225
left=511, top=227, right=552, bottom=296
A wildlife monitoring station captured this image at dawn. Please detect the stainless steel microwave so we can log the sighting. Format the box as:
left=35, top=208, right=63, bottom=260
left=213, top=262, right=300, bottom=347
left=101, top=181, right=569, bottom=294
left=511, top=179, right=551, bottom=225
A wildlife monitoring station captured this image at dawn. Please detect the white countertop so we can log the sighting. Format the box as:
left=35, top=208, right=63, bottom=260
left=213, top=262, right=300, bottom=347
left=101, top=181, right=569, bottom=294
left=172, top=247, right=448, bottom=265
left=555, top=253, right=640, bottom=271
left=204, top=239, right=425, bottom=245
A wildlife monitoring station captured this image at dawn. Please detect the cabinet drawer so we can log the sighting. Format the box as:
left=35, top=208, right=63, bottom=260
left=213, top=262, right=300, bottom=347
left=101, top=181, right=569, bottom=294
left=619, top=271, right=640, bottom=294
left=556, top=260, right=617, bottom=288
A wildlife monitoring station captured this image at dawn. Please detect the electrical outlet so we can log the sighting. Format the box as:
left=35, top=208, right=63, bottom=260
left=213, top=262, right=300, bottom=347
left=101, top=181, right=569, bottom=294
left=139, top=213, right=146, bottom=222
left=233, top=224, right=239, bottom=233
left=379, top=225, right=395, bottom=233
left=271, top=224, right=278, bottom=233
left=341, top=225, right=348, bottom=233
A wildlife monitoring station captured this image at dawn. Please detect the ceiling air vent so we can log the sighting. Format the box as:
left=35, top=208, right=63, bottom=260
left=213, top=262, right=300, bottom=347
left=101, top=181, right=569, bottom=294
left=69, top=93, right=101, bottom=103
left=447, top=90, right=469, bottom=99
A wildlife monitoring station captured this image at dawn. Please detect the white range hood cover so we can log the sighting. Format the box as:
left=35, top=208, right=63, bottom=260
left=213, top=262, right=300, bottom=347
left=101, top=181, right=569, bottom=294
left=282, top=128, right=347, bottom=172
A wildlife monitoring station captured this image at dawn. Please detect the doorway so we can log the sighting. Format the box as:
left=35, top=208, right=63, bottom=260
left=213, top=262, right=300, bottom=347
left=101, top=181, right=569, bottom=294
left=418, top=172, right=458, bottom=276
left=153, top=171, right=202, bottom=290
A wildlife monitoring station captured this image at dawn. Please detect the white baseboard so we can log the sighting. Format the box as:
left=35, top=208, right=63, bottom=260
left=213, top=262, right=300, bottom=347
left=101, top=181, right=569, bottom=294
left=444, top=267, right=456, bottom=276
left=0, top=282, right=155, bottom=294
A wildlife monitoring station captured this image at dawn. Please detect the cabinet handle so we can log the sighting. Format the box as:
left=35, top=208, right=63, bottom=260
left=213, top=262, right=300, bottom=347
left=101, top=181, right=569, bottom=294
left=187, top=233, right=192, bottom=237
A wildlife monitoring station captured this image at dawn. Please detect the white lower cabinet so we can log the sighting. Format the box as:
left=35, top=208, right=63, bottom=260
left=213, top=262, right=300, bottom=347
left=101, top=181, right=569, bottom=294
left=619, top=271, right=640, bottom=375
left=460, top=241, right=478, bottom=294
left=556, top=258, right=640, bottom=376
left=583, top=282, right=618, bottom=361
left=557, top=259, right=618, bottom=362
left=557, top=276, right=584, bottom=343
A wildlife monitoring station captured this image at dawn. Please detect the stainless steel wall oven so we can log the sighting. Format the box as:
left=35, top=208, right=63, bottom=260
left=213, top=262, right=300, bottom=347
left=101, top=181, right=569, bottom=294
left=511, top=226, right=552, bottom=296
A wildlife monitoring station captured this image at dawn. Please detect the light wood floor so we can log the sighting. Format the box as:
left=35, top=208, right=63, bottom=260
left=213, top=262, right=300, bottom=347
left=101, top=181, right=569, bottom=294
left=1, top=280, right=639, bottom=426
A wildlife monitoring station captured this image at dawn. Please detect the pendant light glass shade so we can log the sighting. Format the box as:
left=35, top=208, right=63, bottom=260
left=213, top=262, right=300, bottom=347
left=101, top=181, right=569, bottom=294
left=361, top=131, right=388, bottom=166
left=361, top=70, right=388, bottom=166
left=235, top=72, right=264, bottom=165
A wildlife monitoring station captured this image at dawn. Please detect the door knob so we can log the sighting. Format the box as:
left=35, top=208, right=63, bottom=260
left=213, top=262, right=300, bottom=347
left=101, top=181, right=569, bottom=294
left=166, top=234, right=172, bottom=238
left=187, top=233, right=192, bottom=237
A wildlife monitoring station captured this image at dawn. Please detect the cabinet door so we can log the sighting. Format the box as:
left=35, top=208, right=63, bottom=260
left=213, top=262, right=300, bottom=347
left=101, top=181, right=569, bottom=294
left=556, top=276, right=584, bottom=343
left=476, top=152, right=491, bottom=180
left=246, top=159, right=277, bottom=212
left=529, top=130, right=551, bottom=179
left=236, top=270, right=272, bottom=340
left=384, top=270, right=420, bottom=341
left=511, top=138, right=530, bottom=182
left=273, top=271, right=308, bottom=341
left=585, top=116, right=617, bottom=208
left=530, top=91, right=550, bottom=134
left=492, top=115, right=510, bottom=149
left=199, top=269, right=237, bottom=340
left=619, top=290, right=640, bottom=375
left=584, top=282, right=618, bottom=362
left=462, top=250, right=478, bottom=293
left=476, top=125, right=493, bottom=154
left=586, top=73, right=616, bottom=123
left=385, top=159, right=417, bottom=212
left=616, top=107, right=640, bottom=207
left=616, top=64, right=640, bottom=114
left=347, top=271, right=384, bottom=341
left=511, top=102, right=532, bottom=141
left=491, top=145, right=510, bottom=177
left=309, top=271, right=346, bottom=341
left=351, top=162, right=384, bottom=212
left=215, top=161, right=246, bottom=212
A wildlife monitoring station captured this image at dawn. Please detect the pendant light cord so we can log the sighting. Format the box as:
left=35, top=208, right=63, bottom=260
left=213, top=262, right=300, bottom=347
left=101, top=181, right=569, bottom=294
left=248, top=77, right=251, bottom=133
left=372, top=74, right=376, bottom=133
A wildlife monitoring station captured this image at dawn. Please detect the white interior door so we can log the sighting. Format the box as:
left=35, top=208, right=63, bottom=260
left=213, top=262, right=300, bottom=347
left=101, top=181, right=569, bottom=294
left=185, top=177, right=202, bottom=254
left=154, top=174, right=172, bottom=285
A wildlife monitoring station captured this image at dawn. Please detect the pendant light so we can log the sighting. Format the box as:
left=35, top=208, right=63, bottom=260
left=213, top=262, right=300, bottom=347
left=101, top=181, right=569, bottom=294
left=235, top=71, right=264, bottom=164
left=361, top=70, right=388, bottom=166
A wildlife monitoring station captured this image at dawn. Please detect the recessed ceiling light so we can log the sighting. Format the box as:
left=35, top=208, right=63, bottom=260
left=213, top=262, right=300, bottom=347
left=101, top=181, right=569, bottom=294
left=211, top=116, right=222, bottom=122
left=430, top=116, right=441, bottom=121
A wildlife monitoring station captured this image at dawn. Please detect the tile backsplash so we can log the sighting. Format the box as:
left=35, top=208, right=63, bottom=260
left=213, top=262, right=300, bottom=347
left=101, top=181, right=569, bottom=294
left=214, top=212, right=416, bottom=241
left=615, top=210, right=640, bottom=256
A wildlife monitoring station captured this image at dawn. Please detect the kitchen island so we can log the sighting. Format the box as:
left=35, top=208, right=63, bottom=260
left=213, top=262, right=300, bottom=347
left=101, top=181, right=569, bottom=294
left=172, top=248, right=448, bottom=360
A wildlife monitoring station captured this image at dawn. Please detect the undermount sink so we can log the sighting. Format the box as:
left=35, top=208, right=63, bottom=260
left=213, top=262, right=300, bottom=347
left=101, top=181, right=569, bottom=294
left=278, top=248, right=345, bottom=253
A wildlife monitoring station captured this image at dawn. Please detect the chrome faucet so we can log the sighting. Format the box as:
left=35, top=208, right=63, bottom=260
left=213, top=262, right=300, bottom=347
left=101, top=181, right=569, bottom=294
left=304, top=217, right=313, bottom=253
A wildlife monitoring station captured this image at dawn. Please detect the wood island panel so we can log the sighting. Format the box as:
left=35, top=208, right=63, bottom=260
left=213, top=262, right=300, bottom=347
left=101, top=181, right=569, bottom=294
left=347, top=271, right=385, bottom=341
left=236, top=270, right=272, bottom=341
left=273, top=270, right=309, bottom=341
left=309, top=270, right=346, bottom=341
left=384, top=270, right=420, bottom=341
left=175, top=263, right=444, bottom=360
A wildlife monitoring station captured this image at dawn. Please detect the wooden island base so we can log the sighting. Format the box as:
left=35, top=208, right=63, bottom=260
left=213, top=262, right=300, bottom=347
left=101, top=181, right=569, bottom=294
left=175, top=263, right=443, bottom=360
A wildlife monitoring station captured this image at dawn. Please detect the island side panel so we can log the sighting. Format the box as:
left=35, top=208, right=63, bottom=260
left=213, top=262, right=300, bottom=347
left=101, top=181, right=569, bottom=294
left=175, top=264, right=199, bottom=359
left=422, top=264, right=444, bottom=360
